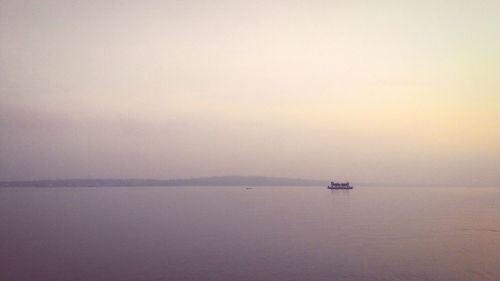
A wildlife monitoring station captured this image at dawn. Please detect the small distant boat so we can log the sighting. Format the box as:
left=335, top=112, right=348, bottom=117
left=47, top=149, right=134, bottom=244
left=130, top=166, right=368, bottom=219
left=327, top=181, right=353, bottom=189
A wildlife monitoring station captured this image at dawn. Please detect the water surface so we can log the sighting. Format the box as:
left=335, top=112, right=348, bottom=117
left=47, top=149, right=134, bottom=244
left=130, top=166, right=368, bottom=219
left=1, top=186, right=499, bottom=281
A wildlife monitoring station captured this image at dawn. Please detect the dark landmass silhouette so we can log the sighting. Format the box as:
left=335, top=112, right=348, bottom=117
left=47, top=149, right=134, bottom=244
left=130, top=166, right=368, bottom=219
left=0, top=176, right=328, bottom=187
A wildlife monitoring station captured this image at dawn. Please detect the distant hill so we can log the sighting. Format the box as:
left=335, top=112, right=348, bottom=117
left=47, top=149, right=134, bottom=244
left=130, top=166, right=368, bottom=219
left=0, top=176, right=326, bottom=187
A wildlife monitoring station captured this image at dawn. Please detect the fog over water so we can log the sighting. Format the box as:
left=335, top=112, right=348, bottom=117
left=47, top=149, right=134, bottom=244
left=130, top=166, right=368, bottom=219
left=1, top=1, right=499, bottom=185
left=1, top=3, right=499, bottom=281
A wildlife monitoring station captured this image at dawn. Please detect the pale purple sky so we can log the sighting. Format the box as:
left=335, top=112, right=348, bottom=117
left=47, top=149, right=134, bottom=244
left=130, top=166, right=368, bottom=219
left=1, top=0, right=499, bottom=185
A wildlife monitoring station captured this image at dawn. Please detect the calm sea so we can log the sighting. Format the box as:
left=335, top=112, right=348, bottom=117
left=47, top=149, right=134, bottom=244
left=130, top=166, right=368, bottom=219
left=1, top=186, right=499, bottom=281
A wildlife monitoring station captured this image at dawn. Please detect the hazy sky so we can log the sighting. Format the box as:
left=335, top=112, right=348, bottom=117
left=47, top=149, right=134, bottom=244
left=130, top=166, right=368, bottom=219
left=1, top=0, right=499, bottom=185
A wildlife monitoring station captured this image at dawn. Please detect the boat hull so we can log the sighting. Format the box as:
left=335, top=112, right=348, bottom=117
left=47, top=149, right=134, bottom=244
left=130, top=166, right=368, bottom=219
left=327, top=186, right=353, bottom=190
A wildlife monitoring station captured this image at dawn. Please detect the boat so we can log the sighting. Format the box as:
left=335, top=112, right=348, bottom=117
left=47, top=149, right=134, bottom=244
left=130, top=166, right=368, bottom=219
left=327, top=181, right=353, bottom=189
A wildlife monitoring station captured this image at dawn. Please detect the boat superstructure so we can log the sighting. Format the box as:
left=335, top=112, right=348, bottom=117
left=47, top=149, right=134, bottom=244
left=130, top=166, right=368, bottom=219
left=327, top=181, right=353, bottom=189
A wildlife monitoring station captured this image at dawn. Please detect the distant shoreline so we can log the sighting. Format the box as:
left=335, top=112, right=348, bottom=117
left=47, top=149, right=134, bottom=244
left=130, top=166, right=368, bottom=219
left=0, top=176, right=327, bottom=188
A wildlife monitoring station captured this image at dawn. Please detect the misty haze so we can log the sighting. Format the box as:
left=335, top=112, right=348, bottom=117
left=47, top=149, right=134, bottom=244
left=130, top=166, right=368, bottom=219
left=0, top=1, right=499, bottom=281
